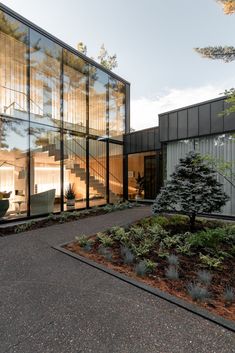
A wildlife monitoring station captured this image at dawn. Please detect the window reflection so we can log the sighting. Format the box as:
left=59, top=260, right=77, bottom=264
left=64, top=131, right=87, bottom=210
left=109, top=78, right=125, bottom=141
left=0, top=11, right=28, bottom=120
left=109, top=144, right=123, bottom=203
left=30, top=30, right=61, bottom=127
left=89, top=139, right=107, bottom=206
left=63, top=51, right=87, bottom=132
left=0, top=117, right=28, bottom=219
left=89, top=68, right=108, bottom=137
left=29, top=123, right=61, bottom=215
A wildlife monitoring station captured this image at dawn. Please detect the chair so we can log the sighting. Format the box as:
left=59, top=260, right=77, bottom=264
left=0, top=200, right=9, bottom=218
left=30, top=189, right=56, bottom=216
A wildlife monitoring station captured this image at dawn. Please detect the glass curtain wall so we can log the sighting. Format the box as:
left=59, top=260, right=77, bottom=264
left=128, top=152, right=156, bottom=200
left=109, top=143, right=123, bottom=203
left=166, top=134, right=235, bottom=216
left=0, top=8, right=126, bottom=221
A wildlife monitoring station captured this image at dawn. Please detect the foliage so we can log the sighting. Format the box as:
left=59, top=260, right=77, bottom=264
left=217, top=0, right=235, bottom=14
left=135, top=261, right=147, bottom=276
left=121, top=246, right=135, bottom=264
left=144, top=259, right=157, bottom=273
left=165, top=266, right=179, bottom=280
left=167, top=254, right=179, bottom=267
left=75, top=235, right=93, bottom=250
left=194, top=46, right=235, bottom=63
left=77, top=42, right=117, bottom=71
left=188, top=227, right=234, bottom=250
left=131, top=239, right=155, bottom=258
left=14, top=220, right=36, bottom=233
left=65, top=184, right=76, bottom=200
left=197, top=270, right=212, bottom=286
left=97, top=232, right=114, bottom=247
left=135, top=172, right=145, bottom=196
left=199, top=254, right=222, bottom=269
left=151, top=215, right=170, bottom=228
left=224, top=287, right=235, bottom=304
left=152, top=152, right=229, bottom=231
left=187, top=283, right=210, bottom=301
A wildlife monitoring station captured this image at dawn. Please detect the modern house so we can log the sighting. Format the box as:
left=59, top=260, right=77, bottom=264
left=0, top=3, right=129, bottom=221
left=0, top=4, right=234, bottom=222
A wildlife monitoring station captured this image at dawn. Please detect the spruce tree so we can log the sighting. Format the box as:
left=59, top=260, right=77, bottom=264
left=152, top=151, right=229, bottom=231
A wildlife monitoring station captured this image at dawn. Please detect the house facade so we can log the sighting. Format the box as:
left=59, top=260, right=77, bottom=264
left=0, top=4, right=234, bottom=222
left=124, top=97, right=235, bottom=217
left=0, top=3, right=129, bottom=221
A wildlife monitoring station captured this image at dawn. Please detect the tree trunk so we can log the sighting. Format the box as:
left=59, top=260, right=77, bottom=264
left=189, top=213, right=196, bottom=232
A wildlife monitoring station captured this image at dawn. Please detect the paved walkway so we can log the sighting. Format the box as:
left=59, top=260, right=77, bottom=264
left=0, top=206, right=234, bottom=353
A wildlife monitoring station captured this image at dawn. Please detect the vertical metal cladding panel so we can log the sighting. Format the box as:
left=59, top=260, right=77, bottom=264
left=177, top=110, right=187, bottom=139
left=148, top=129, right=155, bottom=150
left=136, top=132, right=142, bottom=152
left=159, top=115, right=169, bottom=142
left=211, top=100, right=224, bottom=133
left=168, top=112, right=178, bottom=140
left=125, top=84, right=130, bottom=133
left=224, top=101, right=235, bottom=132
left=142, top=131, right=148, bottom=151
left=199, top=104, right=210, bottom=136
left=155, top=127, right=161, bottom=150
left=188, top=107, right=199, bottom=137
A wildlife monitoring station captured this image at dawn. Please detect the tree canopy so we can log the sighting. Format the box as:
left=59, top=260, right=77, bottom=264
left=77, top=42, right=117, bottom=71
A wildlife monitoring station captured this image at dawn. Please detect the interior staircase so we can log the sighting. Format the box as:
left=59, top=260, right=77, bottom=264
left=41, top=140, right=119, bottom=201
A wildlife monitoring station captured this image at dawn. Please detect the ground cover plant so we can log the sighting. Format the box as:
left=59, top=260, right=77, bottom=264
left=0, top=201, right=138, bottom=236
left=66, top=213, right=235, bottom=321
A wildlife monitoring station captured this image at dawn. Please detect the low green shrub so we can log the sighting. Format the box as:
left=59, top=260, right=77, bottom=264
left=151, top=215, right=169, bottom=228
left=97, top=232, right=114, bottom=247
left=144, top=259, right=157, bottom=273
left=199, top=254, right=222, bottom=269
left=187, top=228, right=228, bottom=249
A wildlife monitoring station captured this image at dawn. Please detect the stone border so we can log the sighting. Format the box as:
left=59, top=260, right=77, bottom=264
left=53, top=243, right=235, bottom=333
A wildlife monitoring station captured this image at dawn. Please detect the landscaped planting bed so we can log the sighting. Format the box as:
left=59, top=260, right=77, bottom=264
left=65, top=214, right=235, bottom=321
left=0, top=202, right=139, bottom=236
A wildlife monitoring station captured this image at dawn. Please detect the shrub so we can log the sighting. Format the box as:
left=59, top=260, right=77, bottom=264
left=152, top=215, right=169, bottom=228
left=199, top=254, right=222, bottom=269
left=187, top=283, right=210, bottom=301
left=129, top=226, right=146, bottom=241
left=75, top=235, right=88, bottom=247
left=131, top=238, right=156, bottom=258
left=152, top=151, right=229, bottom=231
left=165, top=266, right=179, bottom=280
left=167, top=254, right=179, bottom=267
left=224, top=287, right=235, bottom=305
left=197, top=270, right=212, bottom=286
left=144, top=259, right=157, bottom=273
left=188, top=228, right=228, bottom=249
left=135, top=261, right=147, bottom=276
left=97, top=232, right=114, bottom=247
left=121, top=246, right=135, bottom=264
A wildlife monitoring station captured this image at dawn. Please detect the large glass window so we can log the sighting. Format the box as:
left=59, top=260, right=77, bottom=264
left=0, top=117, right=28, bottom=219
left=109, top=143, right=123, bottom=203
left=63, top=51, right=87, bottom=133
left=109, top=78, right=125, bottom=141
left=89, top=138, right=106, bottom=206
left=64, top=131, right=87, bottom=210
left=0, top=8, right=127, bottom=221
left=29, top=123, right=61, bottom=215
left=30, top=30, right=61, bottom=127
left=89, top=68, right=108, bottom=137
left=128, top=152, right=157, bottom=200
left=0, top=11, right=28, bottom=120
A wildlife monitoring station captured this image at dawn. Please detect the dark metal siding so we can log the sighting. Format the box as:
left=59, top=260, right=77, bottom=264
left=159, top=96, right=235, bottom=142
left=124, top=127, right=161, bottom=154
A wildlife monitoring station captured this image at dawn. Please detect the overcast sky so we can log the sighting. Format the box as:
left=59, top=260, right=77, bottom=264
left=2, top=0, right=235, bottom=130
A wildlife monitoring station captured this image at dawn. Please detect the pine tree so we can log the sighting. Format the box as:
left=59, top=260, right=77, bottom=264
left=152, top=152, right=229, bottom=231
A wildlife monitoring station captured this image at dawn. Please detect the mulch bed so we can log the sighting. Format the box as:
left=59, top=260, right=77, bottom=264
left=65, top=237, right=235, bottom=322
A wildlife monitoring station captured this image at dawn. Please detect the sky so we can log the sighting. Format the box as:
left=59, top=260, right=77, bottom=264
left=2, top=0, right=235, bottom=130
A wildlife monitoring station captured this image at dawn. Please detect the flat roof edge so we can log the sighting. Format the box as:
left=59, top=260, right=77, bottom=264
left=158, top=95, right=226, bottom=116
left=0, top=2, right=130, bottom=85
